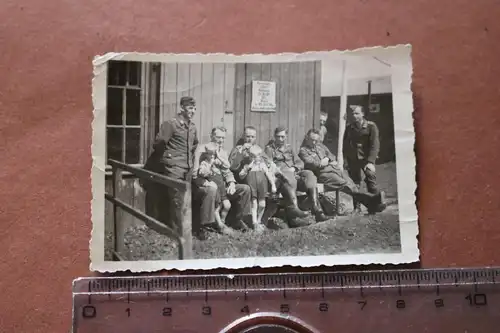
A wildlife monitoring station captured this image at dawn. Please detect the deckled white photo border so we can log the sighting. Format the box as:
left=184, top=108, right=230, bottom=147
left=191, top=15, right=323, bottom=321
left=90, top=44, right=419, bottom=273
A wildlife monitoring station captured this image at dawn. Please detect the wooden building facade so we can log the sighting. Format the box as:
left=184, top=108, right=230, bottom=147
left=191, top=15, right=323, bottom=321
left=158, top=61, right=322, bottom=153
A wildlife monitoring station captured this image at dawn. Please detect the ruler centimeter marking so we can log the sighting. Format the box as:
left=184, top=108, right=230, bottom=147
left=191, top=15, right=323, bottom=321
left=73, top=268, right=500, bottom=333
left=76, top=271, right=500, bottom=295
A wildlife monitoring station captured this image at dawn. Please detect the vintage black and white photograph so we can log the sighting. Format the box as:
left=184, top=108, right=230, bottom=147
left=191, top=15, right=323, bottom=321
left=90, top=46, right=419, bottom=272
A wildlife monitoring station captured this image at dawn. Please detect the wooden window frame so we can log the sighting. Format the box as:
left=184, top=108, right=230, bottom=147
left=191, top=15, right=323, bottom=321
left=105, top=61, right=161, bottom=176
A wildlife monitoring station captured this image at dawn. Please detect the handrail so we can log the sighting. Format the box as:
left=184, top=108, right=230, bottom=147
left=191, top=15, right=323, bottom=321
left=104, top=194, right=187, bottom=259
left=108, top=159, right=188, bottom=190
left=105, top=159, right=193, bottom=261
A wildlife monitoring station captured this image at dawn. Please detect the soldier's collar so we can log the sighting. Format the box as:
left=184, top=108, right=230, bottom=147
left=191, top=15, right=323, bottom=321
left=353, top=120, right=367, bottom=129
left=177, top=115, right=193, bottom=127
left=273, top=143, right=287, bottom=151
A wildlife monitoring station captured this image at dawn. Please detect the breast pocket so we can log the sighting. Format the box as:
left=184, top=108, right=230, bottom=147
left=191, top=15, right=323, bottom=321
left=275, top=152, right=285, bottom=161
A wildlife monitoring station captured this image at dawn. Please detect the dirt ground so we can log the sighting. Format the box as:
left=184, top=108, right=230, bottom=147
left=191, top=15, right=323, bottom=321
left=104, top=162, right=401, bottom=261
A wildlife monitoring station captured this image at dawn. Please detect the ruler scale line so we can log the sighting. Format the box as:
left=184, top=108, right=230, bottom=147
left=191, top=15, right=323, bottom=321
left=72, top=280, right=500, bottom=297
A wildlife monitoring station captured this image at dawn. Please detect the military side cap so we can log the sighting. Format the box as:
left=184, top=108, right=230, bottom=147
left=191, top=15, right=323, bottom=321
left=180, top=96, right=196, bottom=106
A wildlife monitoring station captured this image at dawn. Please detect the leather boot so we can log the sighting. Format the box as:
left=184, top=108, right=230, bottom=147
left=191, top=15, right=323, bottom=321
left=284, top=189, right=309, bottom=218
left=286, top=214, right=312, bottom=228
left=313, top=207, right=329, bottom=222
left=309, top=188, right=329, bottom=222
left=352, top=198, right=362, bottom=215
left=286, top=204, right=309, bottom=218
left=367, top=191, right=387, bottom=214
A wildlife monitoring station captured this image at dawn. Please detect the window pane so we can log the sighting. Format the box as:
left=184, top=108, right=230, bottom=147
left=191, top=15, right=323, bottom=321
left=107, top=128, right=123, bottom=162
left=125, top=129, right=141, bottom=164
left=128, top=62, right=141, bottom=87
left=107, top=88, right=123, bottom=125
left=126, top=89, right=141, bottom=125
left=108, top=61, right=127, bottom=86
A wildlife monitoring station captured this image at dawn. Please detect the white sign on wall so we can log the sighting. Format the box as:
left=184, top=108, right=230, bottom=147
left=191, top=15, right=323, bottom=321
left=251, top=80, right=277, bottom=112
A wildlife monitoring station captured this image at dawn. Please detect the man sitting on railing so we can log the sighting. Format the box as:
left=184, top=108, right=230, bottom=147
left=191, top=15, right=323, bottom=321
left=192, top=126, right=252, bottom=240
left=299, top=128, right=386, bottom=215
left=265, top=126, right=328, bottom=224
left=143, top=96, right=199, bottom=231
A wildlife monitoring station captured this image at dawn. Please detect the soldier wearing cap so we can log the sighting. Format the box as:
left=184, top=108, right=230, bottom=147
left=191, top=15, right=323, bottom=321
left=299, top=128, right=385, bottom=214
left=342, top=105, right=381, bottom=212
left=143, top=96, right=199, bottom=231
left=264, top=126, right=328, bottom=223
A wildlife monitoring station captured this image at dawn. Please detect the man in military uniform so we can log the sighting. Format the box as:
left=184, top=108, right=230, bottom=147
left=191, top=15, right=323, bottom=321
left=342, top=105, right=381, bottom=212
left=299, top=128, right=385, bottom=214
left=143, top=96, right=199, bottom=232
left=191, top=126, right=252, bottom=239
left=319, top=111, right=329, bottom=143
left=265, top=126, right=328, bottom=223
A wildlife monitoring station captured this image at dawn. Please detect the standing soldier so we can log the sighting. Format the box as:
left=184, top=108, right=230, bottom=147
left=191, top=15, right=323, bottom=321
left=319, top=111, right=329, bottom=143
left=319, top=110, right=337, bottom=154
left=143, top=96, right=199, bottom=231
left=342, top=105, right=381, bottom=213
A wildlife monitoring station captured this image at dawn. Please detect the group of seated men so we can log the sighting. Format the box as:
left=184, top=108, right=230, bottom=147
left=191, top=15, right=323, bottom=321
left=142, top=96, right=386, bottom=240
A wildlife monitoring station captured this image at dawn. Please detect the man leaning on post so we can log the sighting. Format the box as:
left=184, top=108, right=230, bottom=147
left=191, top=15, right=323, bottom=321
left=142, top=96, right=199, bottom=232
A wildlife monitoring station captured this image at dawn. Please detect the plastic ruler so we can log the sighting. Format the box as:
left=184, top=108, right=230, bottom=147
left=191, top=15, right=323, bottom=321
left=72, top=267, right=500, bottom=332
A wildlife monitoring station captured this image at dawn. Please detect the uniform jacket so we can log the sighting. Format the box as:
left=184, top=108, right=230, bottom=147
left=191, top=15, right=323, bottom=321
left=342, top=120, right=380, bottom=164
left=145, top=117, right=199, bottom=172
left=298, top=142, right=339, bottom=176
left=264, top=142, right=304, bottom=172
left=192, top=142, right=235, bottom=186
left=319, top=125, right=328, bottom=143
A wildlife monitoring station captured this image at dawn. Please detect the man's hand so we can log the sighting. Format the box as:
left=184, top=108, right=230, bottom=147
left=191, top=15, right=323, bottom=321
left=206, top=181, right=218, bottom=189
left=329, top=160, right=338, bottom=167
left=227, top=182, right=236, bottom=195
left=320, top=157, right=330, bottom=167
left=213, top=158, right=222, bottom=167
left=364, top=162, right=375, bottom=173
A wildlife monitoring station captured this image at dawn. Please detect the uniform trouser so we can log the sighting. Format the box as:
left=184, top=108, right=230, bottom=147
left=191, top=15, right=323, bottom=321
left=347, top=159, right=379, bottom=195
left=278, top=170, right=320, bottom=210
left=144, top=165, right=189, bottom=233
left=317, top=167, right=376, bottom=209
left=193, top=183, right=252, bottom=226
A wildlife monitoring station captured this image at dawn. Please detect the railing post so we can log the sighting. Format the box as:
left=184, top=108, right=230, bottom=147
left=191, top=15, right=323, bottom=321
left=336, top=189, right=341, bottom=215
left=112, top=167, right=126, bottom=259
left=179, top=184, right=193, bottom=260
left=111, top=165, right=118, bottom=260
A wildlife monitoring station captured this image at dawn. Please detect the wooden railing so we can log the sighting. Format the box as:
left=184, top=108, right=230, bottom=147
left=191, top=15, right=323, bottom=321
left=105, top=159, right=193, bottom=261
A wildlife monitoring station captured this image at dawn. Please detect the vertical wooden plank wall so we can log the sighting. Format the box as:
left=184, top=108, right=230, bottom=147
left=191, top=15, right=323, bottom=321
left=234, top=63, right=247, bottom=146
left=160, top=63, right=236, bottom=151
left=234, top=61, right=322, bottom=152
left=223, top=64, right=236, bottom=150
